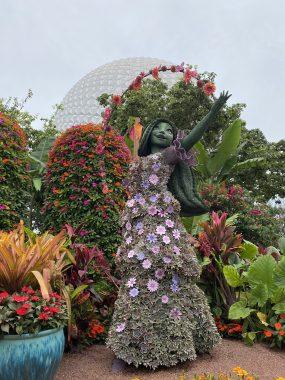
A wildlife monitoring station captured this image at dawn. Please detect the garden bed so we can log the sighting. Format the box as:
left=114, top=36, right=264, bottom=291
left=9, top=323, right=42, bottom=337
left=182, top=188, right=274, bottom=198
left=55, top=339, right=285, bottom=380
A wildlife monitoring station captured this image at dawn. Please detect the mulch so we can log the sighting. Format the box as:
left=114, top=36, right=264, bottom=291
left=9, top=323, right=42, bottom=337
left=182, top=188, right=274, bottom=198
left=55, top=339, right=285, bottom=380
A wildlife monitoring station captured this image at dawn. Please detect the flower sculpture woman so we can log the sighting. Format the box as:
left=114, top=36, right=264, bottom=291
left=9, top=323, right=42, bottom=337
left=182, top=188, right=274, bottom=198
left=107, top=91, right=231, bottom=369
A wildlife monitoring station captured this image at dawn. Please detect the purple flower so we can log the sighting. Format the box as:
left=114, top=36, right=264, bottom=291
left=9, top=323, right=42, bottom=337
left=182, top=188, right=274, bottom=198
left=171, top=283, right=180, bottom=292
left=137, top=252, right=145, bottom=261
left=129, top=287, right=139, bottom=297
left=126, top=236, right=133, bottom=245
left=172, top=274, right=180, bottom=284
left=164, top=195, right=172, bottom=203
left=158, top=209, right=167, bottom=217
left=148, top=205, right=158, bottom=216
left=173, top=229, right=180, bottom=239
left=166, top=205, right=174, bottom=214
left=142, top=259, right=152, bottom=269
left=127, top=277, right=136, bottom=287
left=161, top=295, right=169, bottom=304
left=116, top=323, right=126, bottom=332
left=162, top=235, right=171, bottom=244
left=83, top=199, right=90, bottom=206
left=170, top=308, right=182, bottom=319
left=151, top=245, right=160, bottom=254
left=163, top=256, right=172, bottom=264
left=152, top=162, right=161, bottom=172
left=149, top=174, right=159, bottom=185
left=141, top=180, right=150, bottom=189
left=147, top=279, right=159, bottom=292
left=147, top=233, right=157, bottom=243
left=165, top=219, right=174, bottom=228
left=138, top=229, right=144, bottom=235
left=92, top=182, right=98, bottom=187
left=173, top=246, right=180, bottom=255
left=127, top=250, right=135, bottom=258
left=150, top=194, right=158, bottom=203
left=79, top=230, right=88, bottom=237
left=135, top=222, right=144, bottom=230
left=0, top=204, right=6, bottom=210
left=155, top=268, right=165, bottom=279
left=125, top=222, right=132, bottom=231
left=156, top=225, right=166, bottom=235
left=134, top=193, right=143, bottom=201
left=132, top=207, right=138, bottom=214
left=126, top=199, right=135, bottom=208
left=138, top=197, right=146, bottom=206
left=0, top=118, right=4, bottom=125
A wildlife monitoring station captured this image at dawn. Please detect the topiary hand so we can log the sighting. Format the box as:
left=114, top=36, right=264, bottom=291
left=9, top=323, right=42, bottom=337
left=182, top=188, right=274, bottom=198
left=212, top=90, right=232, bottom=112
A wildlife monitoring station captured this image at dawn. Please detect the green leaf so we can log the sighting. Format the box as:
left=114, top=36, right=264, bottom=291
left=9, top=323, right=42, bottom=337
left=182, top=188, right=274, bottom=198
left=242, top=331, right=256, bottom=346
left=32, top=177, right=42, bottom=191
left=247, top=255, right=277, bottom=296
left=274, top=257, right=285, bottom=290
left=206, top=119, right=242, bottom=177
left=272, top=302, right=285, bottom=314
left=231, top=157, right=265, bottom=173
left=278, top=237, right=285, bottom=255
left=228, top=300, right=255, bottom=319
left=71, top=285, right=89, bottom=300
left=271, top=288, right=285, bottom=304
left=240, top=240, right=259, bottom=260
left=194, top=141, right=210, bottom=177
left=217, top=155, right=237, bottom=181
left=248, top=284, right=268, bottom=307
left=200, top=257, right=211, bottom=267
left=1, top=323, right=9, bottom=333
left=223, top=265, right=243, bottom=287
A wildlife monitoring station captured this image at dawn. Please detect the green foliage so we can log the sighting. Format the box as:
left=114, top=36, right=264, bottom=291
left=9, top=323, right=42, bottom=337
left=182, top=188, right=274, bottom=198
left=42, top=124, right=131, bottom=259
left=0, top=112, right=31, bottom=230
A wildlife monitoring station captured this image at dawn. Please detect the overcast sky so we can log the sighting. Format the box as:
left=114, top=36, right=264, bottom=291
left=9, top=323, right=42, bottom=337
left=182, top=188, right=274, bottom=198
left=1, top=0, right=284, bottom=142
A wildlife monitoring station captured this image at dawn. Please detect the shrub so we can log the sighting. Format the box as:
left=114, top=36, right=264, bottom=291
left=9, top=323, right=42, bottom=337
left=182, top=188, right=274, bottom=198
left=42, top=124, right=131, bottom=260
left=0, top=112, right=31, bottom=230
left=200, top=182, right=282, bottom=247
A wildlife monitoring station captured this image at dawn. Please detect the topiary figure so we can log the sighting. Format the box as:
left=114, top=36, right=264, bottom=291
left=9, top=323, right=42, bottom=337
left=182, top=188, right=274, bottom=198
left=0, top=112, right=31, bottom=230
left=42, top=124, right=131, bottom=259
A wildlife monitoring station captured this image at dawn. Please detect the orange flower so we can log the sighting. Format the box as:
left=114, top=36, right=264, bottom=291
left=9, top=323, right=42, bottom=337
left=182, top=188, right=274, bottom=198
left=203, top=81, right=216, bottom=96
left=278, top=330, right=285, bottom=336
left=275, top=322, right=282, bottom=330
left=2, top=158, right=9, bottom=164
left=264, top=330, right=273, bottom=337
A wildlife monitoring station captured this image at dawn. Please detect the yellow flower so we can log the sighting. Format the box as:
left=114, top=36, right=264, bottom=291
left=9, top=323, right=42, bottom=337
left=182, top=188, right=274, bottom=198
left=218, top=373, right=231, bottom=380
left=131, top=377, right=141, bottom=380
left=232, top=367, right=248, bottom=376
left=275, top=378, right=285, bottom=380
left=178, top=372, right=187, bottom=380
left=245, top=377, right=255, bottom=380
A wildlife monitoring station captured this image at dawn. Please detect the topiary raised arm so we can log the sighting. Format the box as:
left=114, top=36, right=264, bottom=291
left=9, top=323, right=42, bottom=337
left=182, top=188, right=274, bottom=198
left=181, top=91, right=231, bottom=151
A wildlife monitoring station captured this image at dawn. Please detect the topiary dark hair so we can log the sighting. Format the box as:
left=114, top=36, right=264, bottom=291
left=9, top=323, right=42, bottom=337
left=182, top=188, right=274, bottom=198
left=138, top=118, right=208, bottom=217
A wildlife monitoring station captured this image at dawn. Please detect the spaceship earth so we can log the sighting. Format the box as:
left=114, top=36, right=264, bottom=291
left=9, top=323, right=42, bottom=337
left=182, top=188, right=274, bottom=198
left=55, top=57, right=183, bottom=131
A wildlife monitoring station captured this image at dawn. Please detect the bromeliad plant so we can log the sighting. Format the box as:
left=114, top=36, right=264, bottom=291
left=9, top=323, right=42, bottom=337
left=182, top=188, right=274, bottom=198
left=0, top=220, right=73, bottom=298
left=0, top=287, right=67, bottom=335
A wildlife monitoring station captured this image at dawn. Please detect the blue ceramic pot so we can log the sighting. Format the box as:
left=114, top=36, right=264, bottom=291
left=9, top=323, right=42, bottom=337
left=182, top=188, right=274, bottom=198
left=0, top=328, right=64, bottom=380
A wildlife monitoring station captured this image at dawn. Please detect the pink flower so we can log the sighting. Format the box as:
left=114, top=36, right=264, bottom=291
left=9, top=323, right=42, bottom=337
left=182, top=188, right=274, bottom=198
left=203, top=82, right=216, bottom=96
left=116, top=323, right=126, bottom=332
left=95, top=144, right=105, bottom=154
left=170, top=307, right=182, bottom=319
left=126, top=199, right=135, bottom=208
left=142, top=259, right=152, bottom=269
left=163, top=235, right=171, bottom=244
left=156, top=225, right=166, bottom=235
left=161, top=295, right=169, bottom=304
left=164, top=195, right=172, bottom=203
left=138, top=197, right=146, bottom=206
left=165, top=219, right=174, bottom=228
left=151, top=67, right=159, bottom=80
left=173, top=229, right=180, bottom=239
left=148, top=205, right=158, bottom=216
left=104, top=107, right=111, bottom=121
left=127, top=277, right=136, bottom=287
left=151, top=246, right=160, bottom=254
left=112, top=95, right=122, bottom=106
left=125, top=222, right=132, bottom=231
left=147, top=279, right=159, bottom=292
left=173, top=246, right=180, bottom=255
left=83, top=199, right=90, bottom=206
left=126, top=236, right=132, bottom=245
left=250, top=209, right=262, bottom=216
left=127, top=250, right=135, bottom=258
left=155, top=268, right=165, bottom=279
left=184, top=68, right=198, bottom=84
left=138, top=229, right=144, bottom=235
left=163, top=256, right=172, bottom=264
left=149, top=174, right=159, bottom=185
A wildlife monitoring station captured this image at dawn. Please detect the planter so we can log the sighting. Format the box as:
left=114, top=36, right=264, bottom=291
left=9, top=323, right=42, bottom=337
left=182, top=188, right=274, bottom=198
left=0, top=327, right=64, bottom=380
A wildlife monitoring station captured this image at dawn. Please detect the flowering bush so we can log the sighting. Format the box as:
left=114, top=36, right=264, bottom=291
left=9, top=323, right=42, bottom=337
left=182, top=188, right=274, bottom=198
left=0, top=112, right=31, bottom=230
left=64, top=225, right=119, bottom=347
left=0, top=287, right=67, bottom=335
left=200, top=182, right=282, bottom=247
left=42, top=123, right=131, bottom=259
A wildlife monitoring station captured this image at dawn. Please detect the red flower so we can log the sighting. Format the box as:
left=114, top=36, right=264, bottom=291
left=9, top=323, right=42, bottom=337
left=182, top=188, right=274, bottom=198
left=95, top=144, right=105, bottom=155
left=49, top=307, right=59, bottom=314
left=16, top=307, right=29, bottom=316
left=197, top=79, right=204, bottom=88
left=0, top=291, right=9, bottom=303
left=280, top=314, right=285, bottom=319
left=38, top=312, right=49, bottom=320
left=184, top=68, right=198, bottom=84
left=170, top=65, right=176, bottom=72
left=13, top=294, right=29, bottom=303
left=21, top=286, right=35, bottom=295
left=161, top=65, right=167, bottom=71
left=278, top=330, right=285, bottom=336
left=250, top=209, right=262, bottom=216
left=112, top=95, right=122, bottom=106
left=264, top=330, right=273, bottom=337
left=151, top=67, right=159, bottom=80
left=275, top=322, right=282, bottom=330
left=50, top=292, right=61, bottom=300
left=31, top=296, right=40, bottom=302
left=131, top=76, right=142, bottom=90
left=203, top=82, right=216, bottom=96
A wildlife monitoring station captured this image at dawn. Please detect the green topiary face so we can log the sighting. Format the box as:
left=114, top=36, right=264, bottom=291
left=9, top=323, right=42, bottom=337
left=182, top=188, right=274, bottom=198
left=150, top=122, right=174, bottom=151
left=42, top=123, right=131, bottom=259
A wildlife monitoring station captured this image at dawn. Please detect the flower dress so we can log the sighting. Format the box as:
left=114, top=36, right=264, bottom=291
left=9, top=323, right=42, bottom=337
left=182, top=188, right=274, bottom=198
left=107, top=147, right=221, bottom=369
